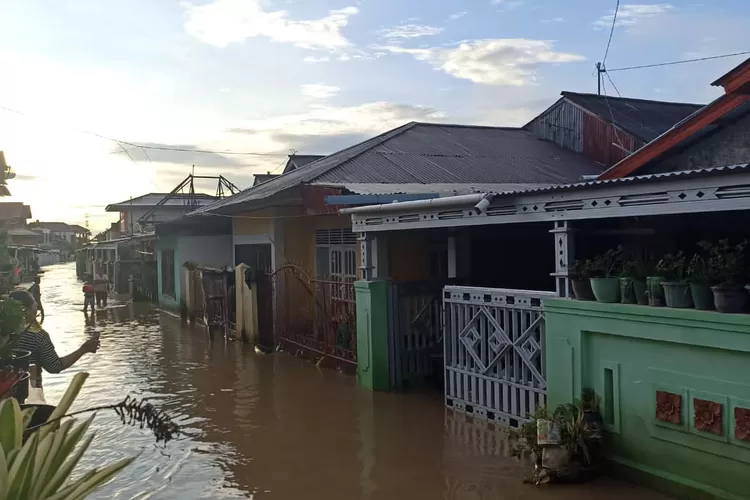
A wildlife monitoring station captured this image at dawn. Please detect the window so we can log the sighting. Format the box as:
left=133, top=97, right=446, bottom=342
left=315, top=229, right=357, bottom=299
left=161, top=249, right=175, bottom=298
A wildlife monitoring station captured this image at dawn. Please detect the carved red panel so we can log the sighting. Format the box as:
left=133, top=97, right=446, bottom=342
left=694, top=398, right=722, bottom=435
left=656, top=391, right=681, bottom=424
left=734, top=407, right=750, bottom=441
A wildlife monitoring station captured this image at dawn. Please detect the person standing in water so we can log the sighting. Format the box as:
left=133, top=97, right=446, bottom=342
left=11, top=290, right=100, bottom=375
left=93, top=269, right=110, bottom=309
left=82, top=274, right=95, bottom=313
left=28, top=276, right=44, bottom=323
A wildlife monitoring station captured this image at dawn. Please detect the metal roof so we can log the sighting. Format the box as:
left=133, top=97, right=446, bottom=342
left=193, top=122, right=604, bottom=215
left=492, top=163, right=750, bottom=198
left=106, top=192, right=218, bottom=210
left=561, top=92, right=705, bottom=143
left=313, top=182, right=548, bottom=196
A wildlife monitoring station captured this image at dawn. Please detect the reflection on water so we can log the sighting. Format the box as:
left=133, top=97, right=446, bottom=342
left=38, top=263, right=668, bottom=499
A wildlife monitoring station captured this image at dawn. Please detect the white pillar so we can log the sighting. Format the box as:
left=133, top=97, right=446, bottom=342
left=550, top=220, right=575, bottom=298
left=359, top=232, right=373, bottom=280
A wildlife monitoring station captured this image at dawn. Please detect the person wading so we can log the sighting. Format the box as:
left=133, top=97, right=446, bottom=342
left=11, top=290, right=100, bottom=376
left=28, top=276, right=44, bottom=323
left=93, top=269, right=110, bottom=309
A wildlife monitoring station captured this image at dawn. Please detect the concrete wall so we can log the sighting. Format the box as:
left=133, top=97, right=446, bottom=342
left=156, top=234, right=233, bottom=311
left=545, top=299, right=750, bottom=499
left=649, top=112, right=750, bottom=174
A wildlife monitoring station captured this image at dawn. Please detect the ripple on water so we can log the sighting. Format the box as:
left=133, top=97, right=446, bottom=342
left=36, top=264, right=669, bottom=500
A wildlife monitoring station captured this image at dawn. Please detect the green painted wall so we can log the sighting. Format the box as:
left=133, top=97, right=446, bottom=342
left=545, top=299, right=750, bottom=499
left=155, top=234, right=180, bottom=311
left=355, top=280, right=390, bottom=391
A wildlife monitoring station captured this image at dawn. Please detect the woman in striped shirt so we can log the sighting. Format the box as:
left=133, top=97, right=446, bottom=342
left=11, top=290, right=99, bottom=374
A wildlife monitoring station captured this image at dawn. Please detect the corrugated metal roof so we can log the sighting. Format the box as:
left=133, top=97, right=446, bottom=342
left=313, top=182, right=548, bottom=196
left=107, top=192, right=218, bottom=210
left=561, top=92, right=705, bottom=143
left=193, top=122, right=603, bottom=215
left=494, top=163, right=750, bottom=198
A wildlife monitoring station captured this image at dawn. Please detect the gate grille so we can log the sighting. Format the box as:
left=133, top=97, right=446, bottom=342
left=443, top=286, right=556, bottom=428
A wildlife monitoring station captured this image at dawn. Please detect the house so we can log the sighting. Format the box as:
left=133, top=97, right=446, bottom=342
left=105, top=192, right=219, bottom=236
left=599, top=58, right=750, bottom=179
left=28, top=221, right=89, bottom=246
left=525, top=92, right=704, bottom=167
left=157, top=121, right=604, bottom=355
left=345, top=58, right=750, bottom=499
left=6, top=228, right=43, bottom=246
left=0, top=202, right=31, bottom=229
left=251, top=154, right=325, bottom=185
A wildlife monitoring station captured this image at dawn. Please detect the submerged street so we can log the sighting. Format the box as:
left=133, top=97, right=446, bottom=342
left=38, top=263, right=667, bottom=499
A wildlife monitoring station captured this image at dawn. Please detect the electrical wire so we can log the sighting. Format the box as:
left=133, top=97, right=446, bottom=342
left=0, top=104, right=290, bottom=158
left=602, top=0, right=620, bottom=65
left=607, top=50, right=750, bottom=72
left=600, top=79, right=626, bottom=152
left=605, top=71, right=622, bottom=98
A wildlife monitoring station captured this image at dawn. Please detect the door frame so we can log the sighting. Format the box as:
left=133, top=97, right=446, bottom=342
left=233, top=234, right=276, bottom=271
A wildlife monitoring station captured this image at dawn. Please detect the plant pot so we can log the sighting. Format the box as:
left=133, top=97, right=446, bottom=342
left=690, top=283, right=715, bottom=311
left=590, top=278, right=621, bottom=303
left=646, top=276, right=665, bottom=307
left=662, top=282, right=693, bottom=309
left=571, top=278, right=594, bottom=301
left=620, top=277, right=636, bottom=304
left=537, top=419, right=561, bottom=445
left=712, top=285, right=749, bottom=314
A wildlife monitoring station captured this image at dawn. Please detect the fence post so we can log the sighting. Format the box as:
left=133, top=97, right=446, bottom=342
left=355, top=280, right=390, bottom=391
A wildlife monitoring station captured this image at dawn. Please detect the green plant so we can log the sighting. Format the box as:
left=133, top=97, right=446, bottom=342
left=0, top=372, right=179, bottom=499
left=580, top=388, right=600, bottom=413
left=656, top=252, right=688, bottom=282
left=570, top=260, right=593, bottom=279
left=700, top=239, right=747, bottom=286
left=590, top=246, right=623, bottom=278
left=687, top=251, right=716, bottom=284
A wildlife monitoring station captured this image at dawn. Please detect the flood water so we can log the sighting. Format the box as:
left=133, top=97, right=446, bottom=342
left=36, top=263, right=670, bottom=499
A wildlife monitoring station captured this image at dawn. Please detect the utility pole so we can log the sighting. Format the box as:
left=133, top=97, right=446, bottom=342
left=596, top=62, right=608, bottom=95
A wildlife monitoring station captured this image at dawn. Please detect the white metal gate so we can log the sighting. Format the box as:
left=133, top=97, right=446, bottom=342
left=443, top=286, right=556, bottom=428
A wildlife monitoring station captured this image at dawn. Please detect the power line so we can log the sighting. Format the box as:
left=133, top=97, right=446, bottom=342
left=602, top=0, right=620, bottom=65
left=600, top=79, right=626, bottom=152
left=605, top=71, right=622, bottom=98
left=0, top=104, right=291, bottom=158
left=607, top=50, right=750, bottom=72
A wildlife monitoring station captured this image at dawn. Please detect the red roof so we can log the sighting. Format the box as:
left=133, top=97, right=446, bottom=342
left=598, top=58, right=750, bottom=180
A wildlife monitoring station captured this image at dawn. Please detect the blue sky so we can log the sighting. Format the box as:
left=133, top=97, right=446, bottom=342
left=0, top=0, right=748, bottom=229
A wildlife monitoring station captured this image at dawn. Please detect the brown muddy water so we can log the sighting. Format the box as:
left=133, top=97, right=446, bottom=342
left=37, top=263, right=670, bottom=499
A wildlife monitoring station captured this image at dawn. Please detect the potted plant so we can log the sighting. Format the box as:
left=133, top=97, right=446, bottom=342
left=620, top=258, right=649, bottom=305
left=589, top=246, right=622, bottom=303
left=706, top=239, right=749, bottom=313
left=570, top=260, right=594, bottom=301
left=687, top=245, right=716, bottom=310
left=510, top=396, right=603, bottom=485
left=656, top=252, right=693, bottom=308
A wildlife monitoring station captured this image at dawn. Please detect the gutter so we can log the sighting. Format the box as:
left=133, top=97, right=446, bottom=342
left=340, top=193, right=488, bottom=215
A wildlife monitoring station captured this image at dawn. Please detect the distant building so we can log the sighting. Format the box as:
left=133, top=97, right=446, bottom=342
left=0, top=202, right=32, bottom=229
left=253, top=155, right=325, bottom=186
left=105, top=192, right=219, bottom=236
left=28, top=221, right=90, bottom=246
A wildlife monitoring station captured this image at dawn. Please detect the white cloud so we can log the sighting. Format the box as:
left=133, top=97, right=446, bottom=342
left=379, top=24, right=444, bottom=41
left=303, top=55, right=331, bottom=63
left=380, top=39, right=585, bottom=86
left=301, top=83, right=340, bottom=100
left=184, top=0, right=358, bottom=52
left=449, top=11, right=468, bottom=21
left=491, top=0, right=526, bottom=9
left=594, top=4, right=674, bottom=29
left=229, top=101, right=446, bottom=144
left=542, top=17, right=567, bottom=23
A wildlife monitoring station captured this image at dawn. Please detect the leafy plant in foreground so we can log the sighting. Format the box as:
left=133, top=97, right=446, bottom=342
left=0, top=372, right=179, bottom=499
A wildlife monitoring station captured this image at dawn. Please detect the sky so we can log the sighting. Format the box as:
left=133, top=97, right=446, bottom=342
left=0, top=0, right=748, bottom=231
